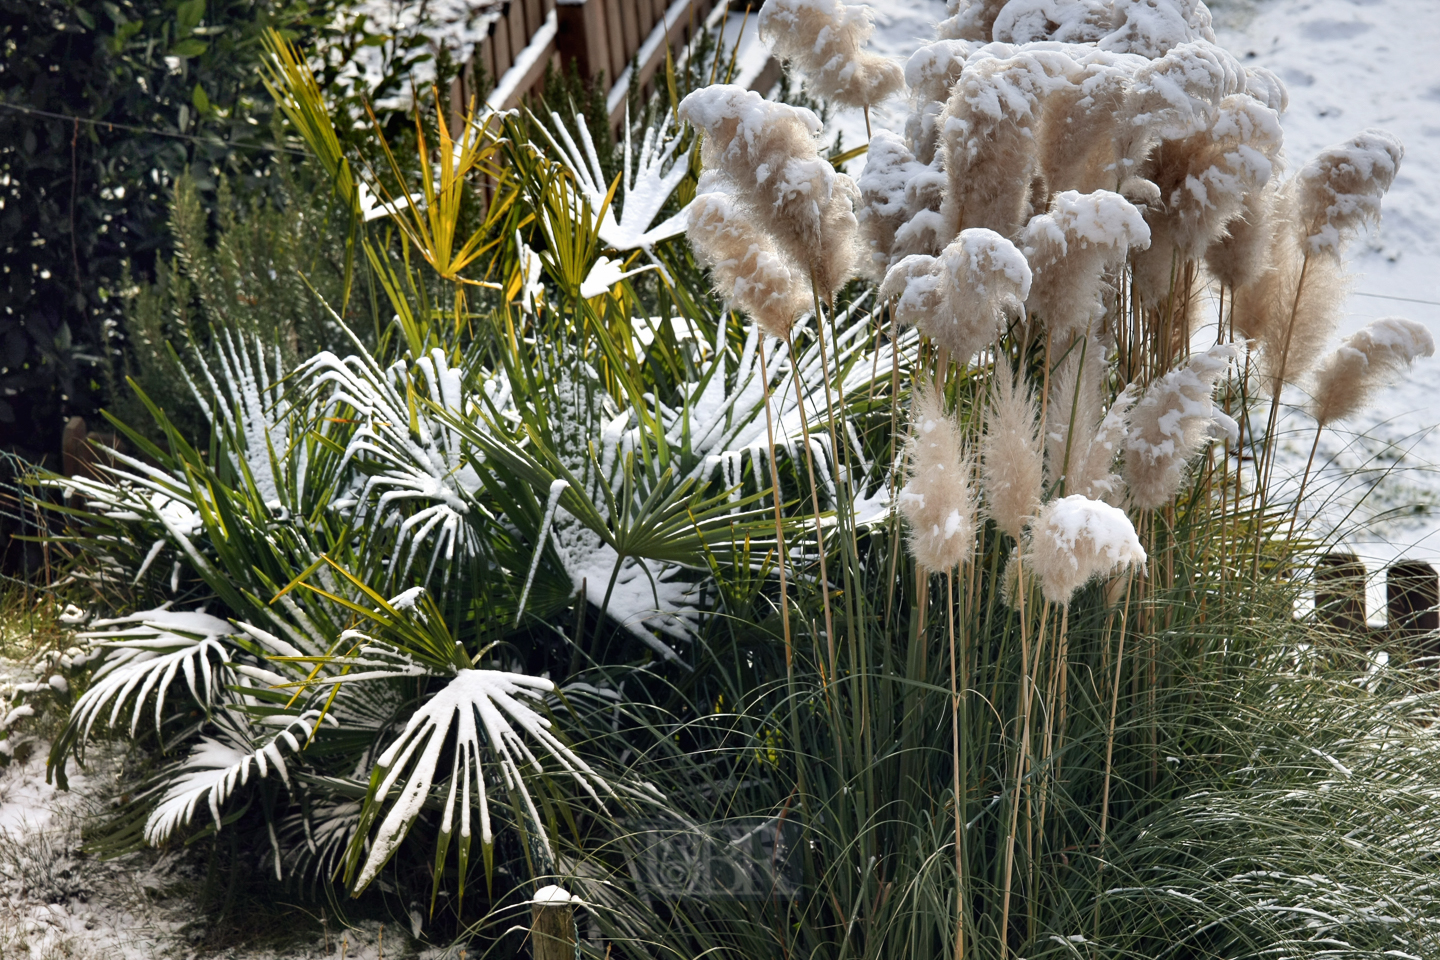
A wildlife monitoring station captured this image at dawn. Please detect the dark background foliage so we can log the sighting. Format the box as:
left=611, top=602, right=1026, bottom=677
left=0, top=0, right=432, bottom=464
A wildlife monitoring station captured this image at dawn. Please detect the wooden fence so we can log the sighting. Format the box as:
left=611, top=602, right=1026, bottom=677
left=448, top=0, right=778, bottom=138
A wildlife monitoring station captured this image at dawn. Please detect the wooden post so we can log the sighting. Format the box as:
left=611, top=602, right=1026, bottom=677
left=1387, top=560, right=1439, bottom=658
left=531, top=885, right=576, bottom=960
left=1314, top=551, right=1366, bottom=634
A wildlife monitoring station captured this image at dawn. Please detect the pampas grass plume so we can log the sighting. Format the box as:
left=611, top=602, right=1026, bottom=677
left=982, top=364, right=1044, bottom=540
left=1029, top=494, right=1146, bottom=605
left=881, top=229, right=1031, bottom=362
left=1308, top=317, right=1434, bottom=427
left=1123, top=344, right=1236, bottom=509
left=758, top=0, right=905, bottom=111
left=1022, top=190, right=1149, bottom=341
left=687, top=191, right=809, bottom=339
left=678, top=85, right=859, bottom=297
left=898, top=391, right=978, bottom=573
left=1296, top=128, right=1403, bottom=255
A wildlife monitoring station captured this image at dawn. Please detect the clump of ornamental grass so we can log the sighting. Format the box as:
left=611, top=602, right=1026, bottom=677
left=757, top=0, right=905, bottom=112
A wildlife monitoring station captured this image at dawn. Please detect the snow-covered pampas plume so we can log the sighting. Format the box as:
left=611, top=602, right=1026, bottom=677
left=1045, top=339, right=1137, bottom=502
left=1115, top=40, right=1243, bottom=181
left=1294, top=128, right=1404, bottom=255
left=880, top=254, right=945, bottom=328
left=904, top=39, right=972, bottom=163
left=937, top=0, right=1008, bottom=41
left=678, top=85, right=859, bottom=298
left=1131, top=92, right=1282, bottom=304
left=1205, top=184, right=1274, bottom=291
left=880, top=229, right=1031, bottom=362
left=1230, top=130, right=1402, bottom=397
left=1122, top=343, right=1236, bottom=509
left=932, top=229, right=1033, bottom=358
left=898, top=391, right=978, bottom=573
left=994, top=0, right=1114, bottom=44
left=982, top=364, right=1044, bottom=539
left=1029, top=494, right=1146, bottom=605
left=1308, top=318, right=1435, bottom=427
left=939, top=49, right=1078, bottom=241
left=857, top=132, right=926, bottom=278
left=757, top=0, right=905, bottom=111
left=1037, top=51, right=1143, bottom=197
left=687, top=190, right=809, bottom=339
left=1022, top=190, right=1150, bottom=341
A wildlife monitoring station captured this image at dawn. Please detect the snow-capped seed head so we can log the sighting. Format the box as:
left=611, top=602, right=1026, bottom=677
left=982, top=364, right=1044, bottom=540
left=940, top=50, right=1078, bottom=241
left=1308, top=318, right=1435, bottom=427
left=1231, top=188, right=1350, bottom=397
left=1122, top=344, right=1237, bottom=510
left=678, top=84, right=859, bottom=297
left=1205, top=184, right=1275, bottom=291
left=758, top=0, right=906, bottom=110
left=687, top=190, right=808, bottom=339
left=1131, top=92, right=1282, bottom=304
left=1243, top=65, right=1288, bottom=114
left=1029, top=494, right=1146, bottom=605
left=1022, top=190, right=1149, bottom=341
left=879, top=254, right=944, bottom=328
left=898, top=391, right=978, bottom=573
left=1116, top=40, right=1244, bottom=174
left=927, top=229, right=1033, bottom=359
left=858, top=132, right=922, bottom=277
left=994, top=0, right=1113, bottom=45
left=1295, top=129, right=1404, bottom=255
left=905, top=39, right=973, bottom=105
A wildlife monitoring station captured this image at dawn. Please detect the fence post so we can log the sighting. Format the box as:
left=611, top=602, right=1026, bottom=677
left=1314, top=551, right=1366, bottom=633
left=1386, top=560, right=1439, bottom=657
left=531, top=885, right=576, bottom=960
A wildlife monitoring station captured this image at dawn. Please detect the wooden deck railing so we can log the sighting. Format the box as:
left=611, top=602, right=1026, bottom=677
left=449, top=0, right=778, bottom=138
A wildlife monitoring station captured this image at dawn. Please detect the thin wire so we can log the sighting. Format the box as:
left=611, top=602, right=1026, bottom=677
left=1353, top=291, right=1440, bottom=308
left=0, top=100, right=310, bottom=157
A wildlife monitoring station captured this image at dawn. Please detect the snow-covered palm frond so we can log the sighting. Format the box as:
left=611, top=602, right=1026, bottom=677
left=345, top=666, right=611, bottom=893
left=639, top=299, right=911, bottom=525
left=305, top=345, right=514, bottom=582
left=542, top=109, right=691, bottom=253
left=144, top=710, right=321, bottom=854
left=186, top=330, right=298, bottom=507
left=66, top=607, right=236, bottom=744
